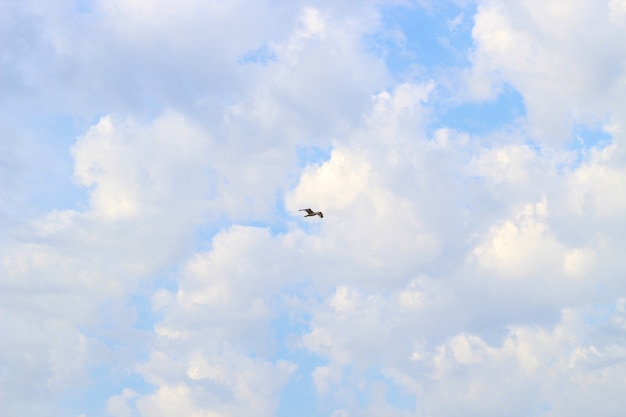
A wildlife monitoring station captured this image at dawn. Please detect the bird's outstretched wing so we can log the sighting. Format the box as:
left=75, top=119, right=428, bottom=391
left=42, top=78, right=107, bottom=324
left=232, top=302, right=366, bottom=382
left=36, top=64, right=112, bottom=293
left=299, top=208, right=314, bottom=215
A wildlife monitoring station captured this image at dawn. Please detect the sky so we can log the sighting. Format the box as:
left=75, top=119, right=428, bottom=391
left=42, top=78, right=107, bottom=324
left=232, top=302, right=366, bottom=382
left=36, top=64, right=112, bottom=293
left=1, top=0, right=626, bottom=416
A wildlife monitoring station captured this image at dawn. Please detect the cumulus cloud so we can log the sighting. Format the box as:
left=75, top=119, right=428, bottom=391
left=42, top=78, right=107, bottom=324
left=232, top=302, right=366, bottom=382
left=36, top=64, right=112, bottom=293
left=2, top=0, right=626, bottom=416
left=466, top=0, right=626, bottom=141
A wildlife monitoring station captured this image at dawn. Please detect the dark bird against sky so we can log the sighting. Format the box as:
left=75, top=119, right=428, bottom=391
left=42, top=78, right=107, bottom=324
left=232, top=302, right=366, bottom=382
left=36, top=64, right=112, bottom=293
left=299, top=208, right=323, bottom=218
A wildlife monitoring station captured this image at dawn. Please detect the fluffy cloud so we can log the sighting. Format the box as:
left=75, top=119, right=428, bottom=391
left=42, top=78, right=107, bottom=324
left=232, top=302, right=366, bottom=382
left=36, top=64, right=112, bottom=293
left=121, top=226, right=302, bottom=417
left=72, top=112, right=213, bottom=219
left=302, top=286, right=626, bottom=416
left=466, top=0, right=626, bottom=141
left=2, top=0, right=626, bottom=416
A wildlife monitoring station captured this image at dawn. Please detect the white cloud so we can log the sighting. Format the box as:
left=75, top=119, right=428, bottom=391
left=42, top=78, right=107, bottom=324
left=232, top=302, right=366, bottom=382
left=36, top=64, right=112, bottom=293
left=72, top=112, right=213, bottom=220
left=566, top=143, right=626, bottom=220
left=469, top=200, right=562, bottom=280
left=123, top=226, right=303, bottom=416
left=132, top=350, right=296, bottom=417
left=2, top=0, right=626, bottom=416
left=609, top=0, right=626, bottom=21
left=467, top=0, right=626, bottom=142
left=107, top=389, right=139, bottom=417
left=302, top=285, right=626, bottom=416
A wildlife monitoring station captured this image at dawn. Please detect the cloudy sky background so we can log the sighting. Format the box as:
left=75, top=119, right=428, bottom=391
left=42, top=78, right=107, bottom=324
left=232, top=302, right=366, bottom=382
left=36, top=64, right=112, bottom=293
left=2, top=0, right=626, bottom=416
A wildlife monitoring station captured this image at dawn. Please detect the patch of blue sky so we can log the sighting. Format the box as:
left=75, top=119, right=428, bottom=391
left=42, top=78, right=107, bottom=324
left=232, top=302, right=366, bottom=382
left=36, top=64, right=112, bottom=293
left=368, top=2, right=527, bottom=138
left=584, top=302, right=617, bottom=326
left=296, top=144, right=332, bottom=168
left=191, top=198, right=292, bottom=249
left=10, top=113, right=91, bottom=217
left=271, top=289, right=325, bottom=417
left=63, top=280, right=178, bottom=415
left=524, top=137, right=543, bottom=154
left=130, top=292, right=162, bottom=331
left=60, top=365, right=151, bottom=417
left=193, top=219, right=230, bottom=252
left=276, top=350, right=325, bottom=417
left=271, top=287, right=315, bottom=347
left=73, top=0, right=95, bottom=13
left=238, top=44, right=278, bottom=66
left=433, top=85, right=526, bottom=136
left=127, top=269, right=178, bottom=340
left=236, top=219, right=290, bottom=236
left=272, top=191, right=298, bottom=233
left=384, top=377, right=416, bottom=413
left=349, top=369, right=415, bottom=412
left=67, top=296, right=158, bottom=415
left=300, top=367, right=417, bottom=413
left=367, top=2, right=476, bottom=79
left=192, top=179, right=327, bottom=241
left=555, top=123, right=614, bottom=170
left=571, top=123, right=613, bottom=151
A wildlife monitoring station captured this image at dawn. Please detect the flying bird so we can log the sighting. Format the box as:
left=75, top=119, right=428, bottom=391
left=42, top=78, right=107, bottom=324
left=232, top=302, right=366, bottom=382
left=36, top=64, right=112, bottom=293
left=299, top=208, right=323, bottom=218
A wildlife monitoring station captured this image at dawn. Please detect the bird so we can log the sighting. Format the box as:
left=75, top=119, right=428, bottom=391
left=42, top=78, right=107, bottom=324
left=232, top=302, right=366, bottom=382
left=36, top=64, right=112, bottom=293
left=299, top=208, right=323, bottom=218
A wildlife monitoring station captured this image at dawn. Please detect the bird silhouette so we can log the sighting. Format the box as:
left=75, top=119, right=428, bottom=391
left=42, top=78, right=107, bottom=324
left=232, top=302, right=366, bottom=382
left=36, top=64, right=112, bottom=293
left=299, top=208, right=323, bottom=218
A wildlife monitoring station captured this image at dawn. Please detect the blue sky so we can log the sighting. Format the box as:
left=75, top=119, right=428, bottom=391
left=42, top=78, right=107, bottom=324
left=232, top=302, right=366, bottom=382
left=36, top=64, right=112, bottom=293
left=2, top=1, right=626, bottom=416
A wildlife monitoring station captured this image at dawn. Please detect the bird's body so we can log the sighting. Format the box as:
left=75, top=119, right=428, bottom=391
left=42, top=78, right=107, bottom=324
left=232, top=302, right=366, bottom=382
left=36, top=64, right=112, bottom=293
left=299, top=208, right=323, bottom=218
